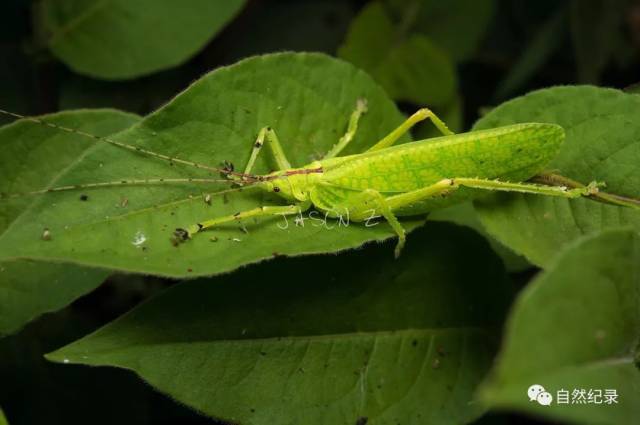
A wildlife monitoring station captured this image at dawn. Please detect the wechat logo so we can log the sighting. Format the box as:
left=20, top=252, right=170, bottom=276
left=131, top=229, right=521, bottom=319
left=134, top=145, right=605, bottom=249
left=528, top=384, right=553, bottom=406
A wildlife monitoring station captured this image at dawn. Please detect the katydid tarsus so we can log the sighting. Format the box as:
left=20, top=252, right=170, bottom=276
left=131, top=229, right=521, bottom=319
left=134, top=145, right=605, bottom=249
left=1, top=101, right=639, bottom=258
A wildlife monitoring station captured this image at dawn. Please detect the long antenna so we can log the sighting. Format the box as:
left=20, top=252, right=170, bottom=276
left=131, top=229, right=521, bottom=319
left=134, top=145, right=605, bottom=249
left=0, top=109, right=262, bottom=182
left=0, top=177, right=256, bottom=199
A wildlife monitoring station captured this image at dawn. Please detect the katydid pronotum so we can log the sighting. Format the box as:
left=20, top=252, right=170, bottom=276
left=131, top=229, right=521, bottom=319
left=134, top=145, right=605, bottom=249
left=1, top=101, right=639, bottom=258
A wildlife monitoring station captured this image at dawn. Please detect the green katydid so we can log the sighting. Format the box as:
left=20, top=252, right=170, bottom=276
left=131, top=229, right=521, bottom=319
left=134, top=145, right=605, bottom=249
left=172, top=99, right=640, bottom=257
left=1, top=101, right=639, bottom=258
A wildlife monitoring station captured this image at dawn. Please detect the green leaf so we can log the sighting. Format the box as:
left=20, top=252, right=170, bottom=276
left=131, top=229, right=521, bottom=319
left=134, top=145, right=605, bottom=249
left=338, top=1, right=457, bottom=107
left=479, top=228, right=640, bottom=425
left=36, top=0, right=247, bottom=80
left=0, top=406, right=7, bottom=425
left=385, top=0, right=495, bottom=62
left=0, top=53, right=418, bottom=278
left=47, top=222, right=511, bottom=425
left=472, top=86, right=640, bottom=267
left=0, top=110, right=139, bottom=337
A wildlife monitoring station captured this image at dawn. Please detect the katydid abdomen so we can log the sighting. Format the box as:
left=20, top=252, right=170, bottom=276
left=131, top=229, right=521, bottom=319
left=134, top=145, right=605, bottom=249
left=311, top=123, right=565, bottom=218
left=322, top=123, right=564, bottom=192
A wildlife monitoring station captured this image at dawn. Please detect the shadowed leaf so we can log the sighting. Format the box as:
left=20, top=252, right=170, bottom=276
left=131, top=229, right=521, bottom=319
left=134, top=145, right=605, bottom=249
left=47, top=222, right=511, bottom=425
left=37, top=0, right=247, bottom=80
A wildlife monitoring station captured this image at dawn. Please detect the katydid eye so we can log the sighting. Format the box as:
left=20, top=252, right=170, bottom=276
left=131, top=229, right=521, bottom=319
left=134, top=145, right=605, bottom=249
left=273, top=187, right=280, bottom=192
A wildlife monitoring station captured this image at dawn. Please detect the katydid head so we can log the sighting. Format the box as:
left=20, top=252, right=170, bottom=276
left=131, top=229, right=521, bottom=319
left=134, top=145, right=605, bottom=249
left=260, top=176, right=307, bottom=202
left=260, top=163, right=324, bottom=202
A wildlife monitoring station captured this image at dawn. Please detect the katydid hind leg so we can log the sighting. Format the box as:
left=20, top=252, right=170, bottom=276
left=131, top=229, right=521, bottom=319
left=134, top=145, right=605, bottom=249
left=335, top=176, right=611, bottom=257
left=451, top=177, right=639, bottom=209
left=382, top=177, right=604, bottom=213
left=452, top=177, right=603, bottom=199
left=532, top=173, right=640, bottom=210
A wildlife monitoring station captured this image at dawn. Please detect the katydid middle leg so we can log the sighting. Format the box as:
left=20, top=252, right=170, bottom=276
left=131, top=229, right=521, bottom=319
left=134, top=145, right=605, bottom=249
left=323, top=99, right=369, bottom=159
left=366, top=108, right=454, bottom=153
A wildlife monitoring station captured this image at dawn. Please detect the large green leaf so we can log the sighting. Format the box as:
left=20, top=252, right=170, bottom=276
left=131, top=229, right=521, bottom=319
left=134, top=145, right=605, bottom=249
left=36, top=0, right=247, bottom=80
left=479, top=228, right=640, bottom=424
left=47, top=222, right=511, bottom=425
left=472, top=86, right=640, bottom=267
left=0, top=53, right=419, bottom=278
left=338, top=1, right=457, bottom=107
left=0, top=110, right=139, bottom=337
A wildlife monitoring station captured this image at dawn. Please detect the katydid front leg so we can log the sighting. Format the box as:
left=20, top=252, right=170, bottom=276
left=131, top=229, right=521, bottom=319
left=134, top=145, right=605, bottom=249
left=243, top=98, right=372, bottom=176
left=229, top=126, right=293, bottom=186
left=176, top=100, right=375, bottom=242
left=173, top=201, right=311, bottom=243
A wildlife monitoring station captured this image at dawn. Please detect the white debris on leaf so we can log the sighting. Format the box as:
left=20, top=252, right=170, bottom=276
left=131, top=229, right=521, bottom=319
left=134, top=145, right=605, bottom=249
left=132, top=231, right=147, bottom=247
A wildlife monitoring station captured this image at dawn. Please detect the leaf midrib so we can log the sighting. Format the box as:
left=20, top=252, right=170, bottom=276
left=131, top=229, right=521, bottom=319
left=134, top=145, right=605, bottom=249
left=50, top=326, right=493, bottom=360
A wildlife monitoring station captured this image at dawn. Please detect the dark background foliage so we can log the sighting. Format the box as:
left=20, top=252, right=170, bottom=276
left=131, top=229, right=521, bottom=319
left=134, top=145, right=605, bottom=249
left=1, top=0, right=639, bottom=424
